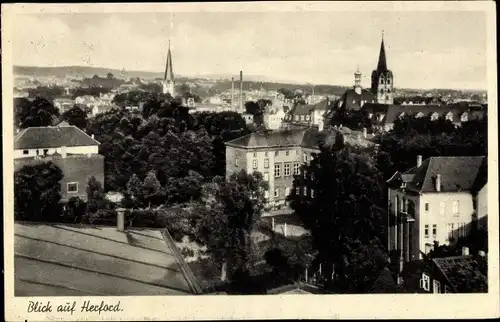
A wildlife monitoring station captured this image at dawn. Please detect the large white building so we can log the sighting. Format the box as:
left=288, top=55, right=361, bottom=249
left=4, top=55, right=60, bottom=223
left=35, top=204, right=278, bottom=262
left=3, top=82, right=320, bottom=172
left=386, top=155, right=487, bottom=263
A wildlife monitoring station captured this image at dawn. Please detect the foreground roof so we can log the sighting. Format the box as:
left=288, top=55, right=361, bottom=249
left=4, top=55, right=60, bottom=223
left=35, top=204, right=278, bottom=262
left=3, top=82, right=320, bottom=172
left=433, top=256, right=488, bottom=293
left=15, top=126, right=100, bottom=149
left=388, top=156, right=487, bottom=193
left=267, top=282, right=330, bottom=294
left=15, top=222, right=202, bottom=296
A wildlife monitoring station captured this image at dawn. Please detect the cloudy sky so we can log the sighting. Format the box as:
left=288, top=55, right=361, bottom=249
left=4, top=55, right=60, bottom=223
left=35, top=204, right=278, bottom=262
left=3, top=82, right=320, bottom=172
left=12, top=10, right=488, bottom=89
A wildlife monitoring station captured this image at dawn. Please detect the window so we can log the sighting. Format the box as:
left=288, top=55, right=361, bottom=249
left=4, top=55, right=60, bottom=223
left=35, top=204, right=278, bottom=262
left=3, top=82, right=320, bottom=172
left=264, top=158, right=269, bottom=168
left=432, top=224, right=437, bottom=236
left=440, top=202, right=445, bottom=215
left=420, top=273, right=430, bottom=291
left=264, top=172, right=269, bottom=181
left=265, top=152, right=268, bottom=157
left=433, top=280, right=441, bottom=294
left=275, top=151, right=279, bottom=157
left=274, top=163, right=281, bottom=177
left=253, top=152, right=257, bottom=158
left=284, top=163, right=291, bottom=176
left=472, top=198, right=478, bottom=211
left=424, top=225, right=429, bottom=238
left=23, top=150, right=29, bottom=155
left=294, top=115, right=299, bottom=121
left=311, top=189, right=315, bottom=198
left=425, top=203, right=429, bottom=211
left=295, top=187, right=300, bottom=195
left=446, top=112, right=454, bottom=122
left=303, top=153, right=308, bottom=163
left=304, top=187, right=308, bottom=196
left=252, top=159, right=258, bottom=169
left=293, top=163, right=300, bottom=175
left=285, top=187, right=290, bottom=197
left=452, top=201, right=459, bottom=216
left=305, top=115, right=310, bottom=121
left=387, top=79, right=391, bottom=85
left=43, top=149, right=49, bottom=155
left=67, top=182, right=78, bottom=193
left=431, top=112, right=439, bottom=121
left=286, top=150, right=290, bottom=156
left=235, top=158, right=239, bottom=167
left=264, top=190, right=269, bottom=199
left=274, top=188, right=279, bottom=198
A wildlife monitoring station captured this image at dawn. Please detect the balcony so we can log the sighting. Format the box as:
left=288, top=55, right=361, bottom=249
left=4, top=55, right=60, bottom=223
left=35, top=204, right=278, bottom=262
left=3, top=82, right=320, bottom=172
left=399, top=211, right=415, bottom=223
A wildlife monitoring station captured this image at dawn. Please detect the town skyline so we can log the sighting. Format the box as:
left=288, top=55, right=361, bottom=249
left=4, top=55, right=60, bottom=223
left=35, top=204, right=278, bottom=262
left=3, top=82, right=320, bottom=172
left=13, top=11, right=487, bottom=90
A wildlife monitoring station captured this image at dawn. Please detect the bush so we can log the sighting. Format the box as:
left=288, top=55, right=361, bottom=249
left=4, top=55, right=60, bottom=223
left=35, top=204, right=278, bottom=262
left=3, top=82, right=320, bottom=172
left=180, top=247, right=195, bottom=258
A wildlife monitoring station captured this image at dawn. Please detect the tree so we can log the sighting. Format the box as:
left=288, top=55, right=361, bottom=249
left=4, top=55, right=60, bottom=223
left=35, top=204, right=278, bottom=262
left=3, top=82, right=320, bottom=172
left=195, top=171, right=268, bottom=283
left=62, top=105, right=88, bottom=129
left=63, top=196, right=87, bottom=223
left=14, top=162, right=64, bottom=222
left=288, top=146, right=388, bottom=292
left=15, top=97, right=60, bottom=128
left=143, top=170, right=164, bottom=207
left=106, top=72, right=115, bottom=80
left=85, top=176, right=115, bottom=223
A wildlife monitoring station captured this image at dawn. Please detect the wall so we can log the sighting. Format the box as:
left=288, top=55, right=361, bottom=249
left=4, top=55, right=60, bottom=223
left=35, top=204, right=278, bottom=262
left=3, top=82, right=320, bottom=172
left=15, top=145, right=99, bottom=159
left=225, top=146, right=247, bottom=179
left=419, top=191, right=475, bottom=252
left=14, top=154, right=105, bottom=202
left=476, top=183, right=488, bottom=229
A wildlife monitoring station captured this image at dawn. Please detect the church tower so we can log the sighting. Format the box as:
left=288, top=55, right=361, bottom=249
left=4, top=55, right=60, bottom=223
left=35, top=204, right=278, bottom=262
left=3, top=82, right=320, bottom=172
left=162, top=41, right=175, bottom=97
left=371, top=32, right=394, bottom=104
left=354, top=65, right=362, bottom=95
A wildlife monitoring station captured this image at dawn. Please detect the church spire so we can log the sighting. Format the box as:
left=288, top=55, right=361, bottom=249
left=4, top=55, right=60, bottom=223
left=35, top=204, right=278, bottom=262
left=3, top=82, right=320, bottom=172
left=162, top=40, right=175, bottom=96
left=377, top=31, right=388, bottom=71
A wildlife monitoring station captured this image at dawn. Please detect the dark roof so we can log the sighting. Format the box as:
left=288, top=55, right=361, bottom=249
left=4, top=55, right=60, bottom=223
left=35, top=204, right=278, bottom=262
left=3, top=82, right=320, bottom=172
left=14, top=126, right=100, bottom=149
left=267, top=282, right=330, bottom=294
left=389, top=156, right=487, bottom=193
left=15, top=222, right=201, bottom=296
left=339, top=88, right=376, bottom=111
left=226, top=128, right=308, bottom=149
left=368, top=267, right=398, bottom=293
left=433, top=256, right=488, bottom=293
left=363, top=104, right=485, bottom=125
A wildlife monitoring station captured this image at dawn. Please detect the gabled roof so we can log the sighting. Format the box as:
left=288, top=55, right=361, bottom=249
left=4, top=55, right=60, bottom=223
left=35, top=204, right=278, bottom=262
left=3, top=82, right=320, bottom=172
left=389, top=156, right=487, bottom=193
left=14, top=222, right=202, bottom=296
left=433, top=256, right=488, bottom=293
left=339, top=89, right=376, bottom=111
left=368, top=267, right=398, bottom=293
left=14, top=126, right=100, bottom=149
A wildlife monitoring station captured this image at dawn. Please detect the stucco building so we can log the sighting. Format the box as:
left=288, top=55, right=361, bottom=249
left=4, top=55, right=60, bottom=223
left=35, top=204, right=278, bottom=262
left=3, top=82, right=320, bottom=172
left=386, top=155, right=487, bottom=264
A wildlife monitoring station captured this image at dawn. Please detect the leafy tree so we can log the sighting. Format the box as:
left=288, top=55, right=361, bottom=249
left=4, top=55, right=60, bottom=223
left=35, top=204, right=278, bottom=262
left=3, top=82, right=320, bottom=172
left=62, top=105, right=88, bottom=129
left=27, top=85, right=65, bottom=101
left=63, top=196, right=87, bottom=223
left=195, top=171, right=268, bottom=283
left=15, top=97, right=60, bottom=128
left=143, top=170, right=164, bottom=207
left=85, top=176, right=116, bottom=224
left=14, top=162, right=64, bottom=221
left=288, top=146, right=387, bottom=292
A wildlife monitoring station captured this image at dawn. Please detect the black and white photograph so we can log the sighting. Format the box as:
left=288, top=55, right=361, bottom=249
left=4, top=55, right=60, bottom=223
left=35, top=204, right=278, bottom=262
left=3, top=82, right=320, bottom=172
left=3, top=1, right=499, bottom=321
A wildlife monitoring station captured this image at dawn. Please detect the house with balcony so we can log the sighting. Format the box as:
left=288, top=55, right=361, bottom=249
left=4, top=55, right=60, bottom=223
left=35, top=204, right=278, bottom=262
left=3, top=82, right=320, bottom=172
left=386, top=155, right=487, bottom=265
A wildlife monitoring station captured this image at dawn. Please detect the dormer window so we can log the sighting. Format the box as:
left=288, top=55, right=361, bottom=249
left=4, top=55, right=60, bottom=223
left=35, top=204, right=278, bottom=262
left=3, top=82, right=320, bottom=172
left=445, top=112, right=454, bottom=122
left=415, top=112, right=424, bottom=119
left=461, top=112, right=468, bottom=122
left=399, top=112, right=406, bottom=119
left=431, top=112, right=439, bottom=121
left=368, top=113, right=373, bottom=119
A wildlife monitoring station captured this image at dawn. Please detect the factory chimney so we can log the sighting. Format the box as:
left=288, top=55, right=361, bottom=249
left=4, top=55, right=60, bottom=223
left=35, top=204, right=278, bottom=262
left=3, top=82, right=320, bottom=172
left=240, top=71, right=243, bottom=111
left=231, top=77, right=235, bottom=109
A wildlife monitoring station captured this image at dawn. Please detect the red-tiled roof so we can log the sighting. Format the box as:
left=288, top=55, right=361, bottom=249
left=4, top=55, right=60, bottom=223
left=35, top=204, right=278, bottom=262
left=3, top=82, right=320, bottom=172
left=14, top=126, right=100, bottom=149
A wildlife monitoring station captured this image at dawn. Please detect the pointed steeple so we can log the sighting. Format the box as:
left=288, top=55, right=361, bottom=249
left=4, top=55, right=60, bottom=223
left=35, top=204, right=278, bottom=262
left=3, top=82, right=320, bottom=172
left=164, top=40, right=174, bottom=82
left=377, top=31, right=388, bottom=71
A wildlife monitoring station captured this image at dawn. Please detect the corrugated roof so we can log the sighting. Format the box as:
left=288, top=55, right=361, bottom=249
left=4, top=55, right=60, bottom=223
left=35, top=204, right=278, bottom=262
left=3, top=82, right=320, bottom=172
left=401, top=156, right=486, bottom=193
left=14, top=126, right=100, bottom=149
left=15, top=222, right=201, bottom=296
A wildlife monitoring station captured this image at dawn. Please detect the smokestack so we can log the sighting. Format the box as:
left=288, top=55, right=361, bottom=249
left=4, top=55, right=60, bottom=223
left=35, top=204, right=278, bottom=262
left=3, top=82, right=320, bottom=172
left=462, top=247, right=469, bottom=256
left=435, top=174, right=441, bottom=192
left=240, top=71, right=243, bottom=111
left=231, top=77, right=235, bottom=109
left=417, top=155, right=422, bottom=167
left=117, top=208, right=125, bottom=232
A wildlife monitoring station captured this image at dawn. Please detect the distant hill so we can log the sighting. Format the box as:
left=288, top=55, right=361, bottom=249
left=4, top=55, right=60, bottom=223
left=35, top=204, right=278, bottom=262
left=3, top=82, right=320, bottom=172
left=14, top=65, right=164, bottom=80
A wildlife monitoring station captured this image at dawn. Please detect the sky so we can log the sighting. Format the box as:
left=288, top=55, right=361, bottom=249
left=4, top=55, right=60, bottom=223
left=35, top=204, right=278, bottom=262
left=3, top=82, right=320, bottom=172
left=12, top=10, right=488, bottom=90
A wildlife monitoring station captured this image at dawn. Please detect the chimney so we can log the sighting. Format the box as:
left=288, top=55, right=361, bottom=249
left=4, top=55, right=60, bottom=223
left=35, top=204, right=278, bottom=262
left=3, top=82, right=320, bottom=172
left=435, top=174, right=441, bottom=192
left=239, top=71, right=243, bottom=111
left=462, top=247, right=469, bottom=256
left=231, top=77, right=235, bottom=109
left=363, top=127, right=367, bottom=138
left=417, top=155, right=422, bottom=167
left=91, top=134, right=95, bottom=140
left=61, top=146, right=67, bottom=158
left=116, top=208, right=125, bottom=232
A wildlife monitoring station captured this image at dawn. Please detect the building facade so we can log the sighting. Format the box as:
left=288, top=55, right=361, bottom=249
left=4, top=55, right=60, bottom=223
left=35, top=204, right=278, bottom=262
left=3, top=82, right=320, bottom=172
left=386, top=156, right=487, bottom=263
